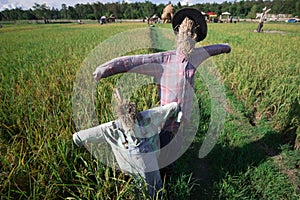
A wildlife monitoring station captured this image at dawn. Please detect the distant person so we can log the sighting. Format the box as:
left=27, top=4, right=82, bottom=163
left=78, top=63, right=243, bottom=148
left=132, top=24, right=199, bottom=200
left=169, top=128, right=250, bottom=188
left=109, top=14, right=116, bottom=23
left=100, top=16, right=106, bottom=25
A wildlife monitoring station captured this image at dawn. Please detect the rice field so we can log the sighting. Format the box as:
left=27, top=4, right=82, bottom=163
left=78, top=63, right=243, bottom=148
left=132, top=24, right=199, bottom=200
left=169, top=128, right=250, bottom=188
left=0, top=21, right=299, bottom=199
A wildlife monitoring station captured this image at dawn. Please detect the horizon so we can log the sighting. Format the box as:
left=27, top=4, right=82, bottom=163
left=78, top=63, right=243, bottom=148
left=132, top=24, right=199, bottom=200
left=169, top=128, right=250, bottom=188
left=0, top=0, right=235, bottom=11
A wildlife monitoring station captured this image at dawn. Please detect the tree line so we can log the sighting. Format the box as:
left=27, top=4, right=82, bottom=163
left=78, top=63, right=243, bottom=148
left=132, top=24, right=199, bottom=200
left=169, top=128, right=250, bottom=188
left=1, top=0, right=299, bottom=22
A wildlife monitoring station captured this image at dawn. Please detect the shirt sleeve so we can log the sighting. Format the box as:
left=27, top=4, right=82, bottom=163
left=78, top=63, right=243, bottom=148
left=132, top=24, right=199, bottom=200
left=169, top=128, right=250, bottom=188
left=190, top=44, right=231, bottom=67
left=93, top=51, right=172, bottom=81
left=134, top=102, right=180, bottom=138
left=73, top=121, right=114, bottom=146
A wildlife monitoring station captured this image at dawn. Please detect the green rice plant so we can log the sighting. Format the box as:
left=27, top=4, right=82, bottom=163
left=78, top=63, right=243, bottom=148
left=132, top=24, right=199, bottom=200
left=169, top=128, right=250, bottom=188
left=0, top=23, right=151, bottom=199
left=216, top=161, right=300, bottom=200
left=207, top=23, right=300, bottom=133
left=0, top=23, right=196, bottom=199
left=1, top=22, right=299, bottom=199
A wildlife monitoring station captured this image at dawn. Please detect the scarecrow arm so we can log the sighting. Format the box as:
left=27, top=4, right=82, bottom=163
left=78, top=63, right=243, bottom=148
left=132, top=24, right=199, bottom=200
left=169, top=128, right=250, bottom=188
left=191, top=44, right=231, bottom=67
left=203, top=44, right=231, bottom=56
left=93, top=53, right=166, bottom=81
left=73, top=121, right=113, bottom=146
left=73, top=103, right=181, bottom=143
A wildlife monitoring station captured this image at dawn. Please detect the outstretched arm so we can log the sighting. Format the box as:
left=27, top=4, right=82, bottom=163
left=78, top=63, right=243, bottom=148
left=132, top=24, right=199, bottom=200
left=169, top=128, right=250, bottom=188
left=203, top=44, right=231, bottom=56
left=191, top=44, right=231, bottom=67
left=73, top=121, right=113, bottom=146
left=93, top=52, right=170, bottom=81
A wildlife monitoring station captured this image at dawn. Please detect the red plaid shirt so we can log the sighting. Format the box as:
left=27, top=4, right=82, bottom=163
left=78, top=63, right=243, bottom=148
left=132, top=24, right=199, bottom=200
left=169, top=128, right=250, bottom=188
left=94, top=44, right=231, bottom=132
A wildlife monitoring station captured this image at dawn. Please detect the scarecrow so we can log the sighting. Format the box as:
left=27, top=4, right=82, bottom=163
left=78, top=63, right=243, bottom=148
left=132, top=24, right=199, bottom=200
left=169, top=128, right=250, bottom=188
left=256, top=7, right=271, bottom=32
left=93, top=7, right=231, bottom=154
left=73, top=89, right=181, bottom=198
left=74, top=7, right=231, bottom=198
left=161, top=4, right=175, bottom=23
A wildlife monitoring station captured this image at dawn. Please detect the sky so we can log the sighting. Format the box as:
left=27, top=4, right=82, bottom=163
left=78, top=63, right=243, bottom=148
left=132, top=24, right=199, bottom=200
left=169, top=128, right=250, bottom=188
left=0, top=0, right=233, bottom=11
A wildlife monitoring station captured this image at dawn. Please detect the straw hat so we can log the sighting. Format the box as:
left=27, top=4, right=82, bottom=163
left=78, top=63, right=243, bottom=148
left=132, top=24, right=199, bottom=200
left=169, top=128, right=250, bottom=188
left=172, top=8, right=207, bottom=42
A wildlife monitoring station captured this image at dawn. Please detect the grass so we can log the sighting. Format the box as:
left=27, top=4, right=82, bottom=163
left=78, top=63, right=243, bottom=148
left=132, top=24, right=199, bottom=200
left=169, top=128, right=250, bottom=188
left=207, top=23, right=300, bottom=131
left=1, top=21, right=300, bottom=199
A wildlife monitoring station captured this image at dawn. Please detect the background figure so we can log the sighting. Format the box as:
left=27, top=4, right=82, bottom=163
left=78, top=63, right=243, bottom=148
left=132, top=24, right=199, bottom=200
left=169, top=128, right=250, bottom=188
left=161, top=4, right=175, bottom=23
left=256, top=7, right=271, bottom=32
left=100, top=16, right=106, bottom=24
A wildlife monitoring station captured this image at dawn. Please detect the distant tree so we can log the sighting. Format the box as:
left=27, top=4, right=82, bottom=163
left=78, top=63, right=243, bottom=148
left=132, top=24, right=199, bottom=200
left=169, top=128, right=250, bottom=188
left=23, top=9, right=37, bottom=20
left=141, top=1, right=156, bottom=18
left=209, top=3, right=220, bottom=13
left=118, top=2, right=127, bottom=19
left=105, top=2, right=120, bottom=18
left=83, top=3, right=94, bottom=19
left=177, top=2, right=182, bottom=9
left=61, top=4, right=68, bottom=19
left=247, top=4, right=258, bottom=19
left=1, top=9, right=9, bottom=20
left=86, top=14, right=96, bottom=20
left=4, top=8, right=22, bottom=20
left=50, top=7, right=60, bottom=19
left=296, top=1, right=300, bottom=17
left=67, top=6, right=78, bottom=19
left=156, top=3, right=166, bottom=17
left=32, top=3, right=50, bottom=23
left=75, top=4, right=84, bottom=19
left=271, top=0, right=296, bottom=14
left=92, top=2, right=104, bottom=20
left=124, top=5, right=134, bottom=19
left=221, top=1, right=232, bottom=13
left=15, top=8, right=25, bottom=20
left=236, top=1, right=245, bottom=17
left=0, top=8, right=24, bottom=20
left=1, top=0, right=299, bottom=21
